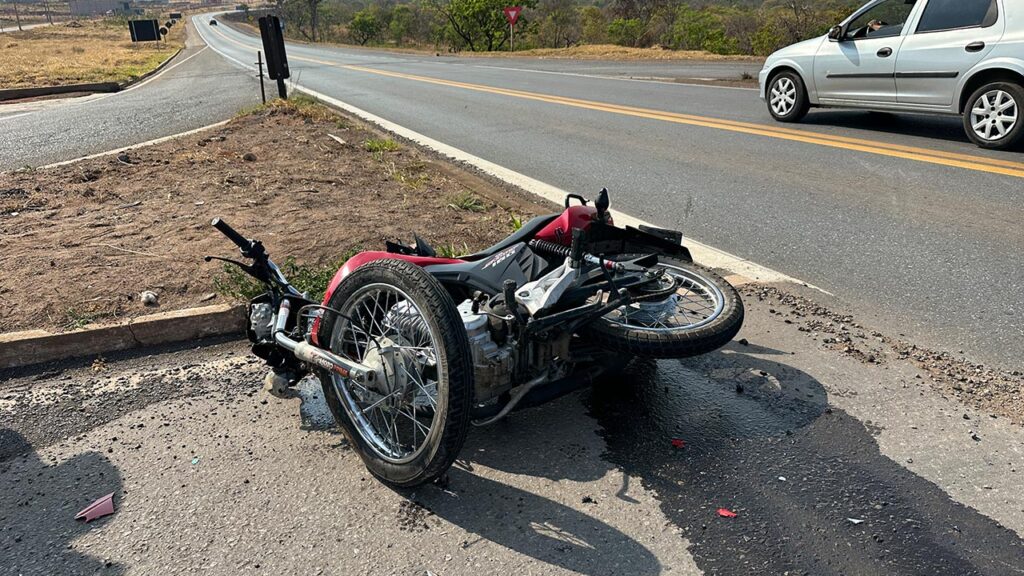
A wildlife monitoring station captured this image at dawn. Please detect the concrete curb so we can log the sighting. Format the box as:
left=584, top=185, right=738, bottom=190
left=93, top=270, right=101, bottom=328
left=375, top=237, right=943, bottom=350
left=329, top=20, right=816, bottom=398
left=0, top=47, right=183, bottom=103
left=0, top=82, right=120, bottom=102
left=0, top=304, right=245, bottom=369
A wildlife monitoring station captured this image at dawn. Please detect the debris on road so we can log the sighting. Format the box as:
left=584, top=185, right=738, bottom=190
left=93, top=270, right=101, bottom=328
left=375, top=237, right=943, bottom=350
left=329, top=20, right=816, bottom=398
left=717, top=508, right=737, bottom=518
left=75, top=493, right=115, bottom=523
left=671, top=438, right=686, bottom=449
left=847, top=518, right=865, bottom=525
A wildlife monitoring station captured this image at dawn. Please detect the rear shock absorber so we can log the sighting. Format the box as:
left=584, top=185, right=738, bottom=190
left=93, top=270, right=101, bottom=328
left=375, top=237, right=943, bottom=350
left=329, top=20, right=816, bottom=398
left=529, top=239, right=571, bottom=259
left=529, top=239, right=625, bottom=273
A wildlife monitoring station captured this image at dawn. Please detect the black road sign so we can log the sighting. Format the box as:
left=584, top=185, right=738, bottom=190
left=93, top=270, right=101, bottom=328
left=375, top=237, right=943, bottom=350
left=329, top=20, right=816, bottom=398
left=258, top=15, right=289, bottom=81
left=128, top=19, right=161, bottom=42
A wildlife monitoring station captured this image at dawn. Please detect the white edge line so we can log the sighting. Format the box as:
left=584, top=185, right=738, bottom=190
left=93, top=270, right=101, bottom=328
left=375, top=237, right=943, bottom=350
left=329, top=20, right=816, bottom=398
left=0, top=112, right=33, bottom=122
left=193, top=16, right=831, bottom=292
left=39, top=119, right=231, bottom=169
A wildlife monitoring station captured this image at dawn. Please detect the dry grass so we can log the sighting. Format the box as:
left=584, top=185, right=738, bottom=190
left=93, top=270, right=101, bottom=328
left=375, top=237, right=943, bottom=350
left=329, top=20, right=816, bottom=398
left=466, top=44, right=763, bottom=62
left=0, top=18, right=183, bottom=89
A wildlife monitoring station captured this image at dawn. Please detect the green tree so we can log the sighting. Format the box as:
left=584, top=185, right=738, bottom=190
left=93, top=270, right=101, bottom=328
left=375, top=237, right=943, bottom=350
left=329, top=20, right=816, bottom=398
left=428, top=0, right=539, bottom=52
left=607, top=17, right=643, bottom=47
left=389, top=4, right=415, bottom=45
left=350, top=9, right=382, bottom=45
left=579, top=5, right=607, bottom=44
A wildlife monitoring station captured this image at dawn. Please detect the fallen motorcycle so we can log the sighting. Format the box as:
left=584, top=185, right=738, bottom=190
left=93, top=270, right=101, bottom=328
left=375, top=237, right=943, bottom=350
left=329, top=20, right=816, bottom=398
left=207, top=189, right=743, bottom=487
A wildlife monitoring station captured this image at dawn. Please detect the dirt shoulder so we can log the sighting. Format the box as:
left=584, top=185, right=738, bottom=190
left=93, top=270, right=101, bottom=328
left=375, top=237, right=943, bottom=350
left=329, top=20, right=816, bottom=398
left=0, top=98, right=549, bottom=334
left=0, top=19, right=183, bottom=89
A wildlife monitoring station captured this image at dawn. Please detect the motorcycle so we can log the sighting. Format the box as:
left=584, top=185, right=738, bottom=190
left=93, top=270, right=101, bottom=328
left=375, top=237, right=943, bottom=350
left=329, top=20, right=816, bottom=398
left=206, top=189, right=743, bottom=487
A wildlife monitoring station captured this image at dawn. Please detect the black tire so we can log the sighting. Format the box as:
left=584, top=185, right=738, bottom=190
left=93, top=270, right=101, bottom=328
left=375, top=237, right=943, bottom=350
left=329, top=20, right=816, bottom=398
left=316, top=259, right=474, bottom=488
left=963, top=81, right=1024, bottom=150
left=766, top=70, right=810, bottom=123
left=581, top=257, right=744, bottom=359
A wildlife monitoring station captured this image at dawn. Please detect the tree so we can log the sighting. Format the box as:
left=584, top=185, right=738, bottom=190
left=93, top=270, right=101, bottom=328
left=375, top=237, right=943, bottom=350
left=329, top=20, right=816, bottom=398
left=579, top=5, right=607, bottom=44
left=607, top=17, right=643, bottom=47
left=429, top=0, right=539, bottom=52
left=389, top=4, right=415, bottom=45
left=535, top=0, right=580, bottom=48
left=350, top=9, right=382, bottom=45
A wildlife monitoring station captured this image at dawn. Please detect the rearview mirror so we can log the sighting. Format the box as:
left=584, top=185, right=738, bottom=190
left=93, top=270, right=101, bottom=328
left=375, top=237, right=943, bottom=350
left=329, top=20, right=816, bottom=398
left=828, top=25, right=844, bottom=41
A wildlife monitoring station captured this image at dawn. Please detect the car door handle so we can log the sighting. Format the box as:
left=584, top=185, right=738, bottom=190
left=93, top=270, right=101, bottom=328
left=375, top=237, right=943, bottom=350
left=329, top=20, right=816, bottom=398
left=966, top=41, right=986, bottom=53
left=877, top=47, right=893, bottom=58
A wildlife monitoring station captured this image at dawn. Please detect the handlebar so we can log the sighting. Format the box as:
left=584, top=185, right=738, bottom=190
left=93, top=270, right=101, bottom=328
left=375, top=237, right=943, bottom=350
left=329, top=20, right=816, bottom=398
left=211, top=218, right=254, bottom=255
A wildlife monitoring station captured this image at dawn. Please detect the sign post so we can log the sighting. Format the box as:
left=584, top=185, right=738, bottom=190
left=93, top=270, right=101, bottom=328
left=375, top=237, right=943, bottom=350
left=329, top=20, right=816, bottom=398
left=503, top=6, right=522, bottom=52
left=258, top=15, right=290, bottom=100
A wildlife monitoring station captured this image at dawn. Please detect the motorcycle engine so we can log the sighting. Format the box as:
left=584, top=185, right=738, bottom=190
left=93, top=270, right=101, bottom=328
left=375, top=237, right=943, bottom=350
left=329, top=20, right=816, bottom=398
left=457, top=300, right=515, bottom=401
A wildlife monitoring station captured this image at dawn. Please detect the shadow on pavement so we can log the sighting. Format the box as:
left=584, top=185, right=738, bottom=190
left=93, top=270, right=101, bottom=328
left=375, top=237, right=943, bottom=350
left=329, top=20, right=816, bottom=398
left=418, top=468, right=661, bottom=576
left=0, top=429, right=125, bottom=575
left=803, top=110, right=974, bottom=146
left=587, top=349, right=1024, bottom=574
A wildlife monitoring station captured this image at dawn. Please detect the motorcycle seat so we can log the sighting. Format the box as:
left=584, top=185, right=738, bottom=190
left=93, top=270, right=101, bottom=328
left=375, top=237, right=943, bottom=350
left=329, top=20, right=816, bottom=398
left=462, top=214, right=557, bottom=261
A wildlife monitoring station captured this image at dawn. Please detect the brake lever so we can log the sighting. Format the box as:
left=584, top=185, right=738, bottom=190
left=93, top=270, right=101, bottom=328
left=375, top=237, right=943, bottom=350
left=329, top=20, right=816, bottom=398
left=204, top=255, right=258, bottom=277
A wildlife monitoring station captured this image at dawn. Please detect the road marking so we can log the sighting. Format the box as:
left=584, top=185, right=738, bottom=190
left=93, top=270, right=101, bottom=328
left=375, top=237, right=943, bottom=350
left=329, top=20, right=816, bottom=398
left=196, top=19, right=824, bottom=289
left=472, top=64, right=760, bottom=92
left=40, top=120, right=231, bottom=169
left=340, top=65, right=1024, bottom=178
left=203, top=21, right=1024, bottom=178
left=0, top=112, right=33, bottom=122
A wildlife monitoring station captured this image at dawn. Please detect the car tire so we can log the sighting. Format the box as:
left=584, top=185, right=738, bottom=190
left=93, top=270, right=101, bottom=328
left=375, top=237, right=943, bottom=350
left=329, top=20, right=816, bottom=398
left=766, top=70, right=810, bottom=123
left=963, top=82, right=1024, bottom=150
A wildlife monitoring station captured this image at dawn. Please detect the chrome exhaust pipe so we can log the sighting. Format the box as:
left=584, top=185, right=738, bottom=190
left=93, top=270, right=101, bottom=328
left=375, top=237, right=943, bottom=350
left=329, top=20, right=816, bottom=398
left=273, top=300, right=376, bottom=384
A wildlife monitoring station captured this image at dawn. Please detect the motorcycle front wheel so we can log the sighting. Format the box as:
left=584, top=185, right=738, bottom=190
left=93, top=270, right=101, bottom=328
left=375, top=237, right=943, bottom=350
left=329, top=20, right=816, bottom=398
left=316, top=259, right=474, bottom=488
left=581, top=257, right=744, bottom=358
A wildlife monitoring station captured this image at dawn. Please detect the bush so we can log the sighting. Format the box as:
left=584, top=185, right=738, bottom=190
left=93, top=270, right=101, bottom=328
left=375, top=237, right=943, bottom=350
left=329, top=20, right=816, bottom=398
left=607, top=17, right=644, bottom=47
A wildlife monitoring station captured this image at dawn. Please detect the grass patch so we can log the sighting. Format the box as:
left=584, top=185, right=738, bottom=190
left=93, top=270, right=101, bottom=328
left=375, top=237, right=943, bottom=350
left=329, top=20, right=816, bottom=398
left=365, top=138, right=401, bottom=162
left=447, top=191, right=486, bottom=213
left=213, top=249, right=361, bottom=302
left=63, top=307, right=100, bottom=331
left=0, top=18, right=184, bottom=89
left=436, top=242, right=470, bottom=259
left=509, top=214, right=524, bottom=232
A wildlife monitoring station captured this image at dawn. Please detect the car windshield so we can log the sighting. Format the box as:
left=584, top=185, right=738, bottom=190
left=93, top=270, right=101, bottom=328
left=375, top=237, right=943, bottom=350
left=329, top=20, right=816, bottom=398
left=846, top=0, right=917, bottom=39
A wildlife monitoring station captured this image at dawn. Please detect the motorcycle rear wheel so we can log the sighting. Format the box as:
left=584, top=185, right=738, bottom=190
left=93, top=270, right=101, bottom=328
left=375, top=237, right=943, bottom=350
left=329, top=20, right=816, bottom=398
left=582, top=257, right=744, bottom=358
left=316, top=259, right=474, bottom=488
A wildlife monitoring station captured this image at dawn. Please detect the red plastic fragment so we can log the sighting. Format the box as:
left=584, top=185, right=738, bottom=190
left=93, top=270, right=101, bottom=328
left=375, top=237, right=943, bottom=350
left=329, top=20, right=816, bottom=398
left=75, top=493, right=115, bottom=522
left=670, top=438, right=686, bottom=449
left=717, top=508, right=738, bottom=518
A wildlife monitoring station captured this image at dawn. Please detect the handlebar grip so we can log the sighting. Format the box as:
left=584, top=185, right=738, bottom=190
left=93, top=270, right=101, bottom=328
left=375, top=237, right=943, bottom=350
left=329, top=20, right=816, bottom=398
left=211, top=218, right=253, bottom=252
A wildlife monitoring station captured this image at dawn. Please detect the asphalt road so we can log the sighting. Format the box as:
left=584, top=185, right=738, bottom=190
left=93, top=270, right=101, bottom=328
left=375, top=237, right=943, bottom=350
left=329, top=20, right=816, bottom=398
left=3, top=286, right=1022, bottom=575
left=197, top=16, right=1023, bottom=373
left=0, top=20, right=260, bottom=169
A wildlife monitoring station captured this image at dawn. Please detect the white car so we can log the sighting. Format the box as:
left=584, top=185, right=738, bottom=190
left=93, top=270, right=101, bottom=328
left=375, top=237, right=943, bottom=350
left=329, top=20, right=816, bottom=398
left=759, top=0, right=1023, bottom=150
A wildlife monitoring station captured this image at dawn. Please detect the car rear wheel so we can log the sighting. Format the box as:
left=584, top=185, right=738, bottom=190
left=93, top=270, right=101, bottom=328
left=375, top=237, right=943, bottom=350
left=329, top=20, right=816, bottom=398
left=963, top=82, right=1024, bottom=150
left=767, top=71, right=810, bottom=123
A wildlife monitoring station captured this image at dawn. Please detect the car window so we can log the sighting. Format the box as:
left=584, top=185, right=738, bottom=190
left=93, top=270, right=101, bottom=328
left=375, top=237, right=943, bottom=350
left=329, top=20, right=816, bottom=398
left=846, top=0, right=918, bottom=40
left=917, top=0, right=997, bottom=33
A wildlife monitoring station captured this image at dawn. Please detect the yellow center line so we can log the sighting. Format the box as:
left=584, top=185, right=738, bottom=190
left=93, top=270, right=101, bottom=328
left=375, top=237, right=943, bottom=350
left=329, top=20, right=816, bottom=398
left=208, top=24, right=1024, bottom=179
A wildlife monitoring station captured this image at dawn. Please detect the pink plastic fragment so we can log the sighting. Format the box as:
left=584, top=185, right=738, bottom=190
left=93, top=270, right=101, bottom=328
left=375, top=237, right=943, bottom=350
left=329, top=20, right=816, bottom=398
left=670, top=438, right=686, bottom=449
left=717, top=508, right=737, bottom=518
left=75, top=493, right=115, bottom=522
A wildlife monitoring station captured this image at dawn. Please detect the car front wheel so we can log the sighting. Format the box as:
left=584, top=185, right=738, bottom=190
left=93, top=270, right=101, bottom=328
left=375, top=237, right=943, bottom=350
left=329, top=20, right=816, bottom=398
left=767, top=71, right=810, bottom=123
left=963, top=82, right=1024, bottom=150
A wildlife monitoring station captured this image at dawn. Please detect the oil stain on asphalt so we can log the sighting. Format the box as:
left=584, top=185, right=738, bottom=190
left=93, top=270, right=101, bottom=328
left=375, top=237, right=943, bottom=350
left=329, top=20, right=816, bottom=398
left=586, top=350, right=1024, bottom=574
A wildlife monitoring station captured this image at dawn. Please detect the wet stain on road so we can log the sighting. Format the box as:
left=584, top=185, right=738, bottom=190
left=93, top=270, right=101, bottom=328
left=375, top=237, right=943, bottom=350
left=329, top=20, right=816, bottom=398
left=587, top=350, right=1024, bottom=574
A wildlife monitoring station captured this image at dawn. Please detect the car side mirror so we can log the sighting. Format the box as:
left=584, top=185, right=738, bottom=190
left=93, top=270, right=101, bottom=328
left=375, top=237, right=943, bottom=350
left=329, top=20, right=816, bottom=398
left=828, top=25, right=844, bottom=41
